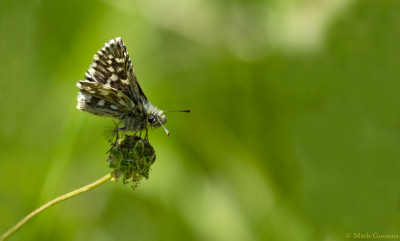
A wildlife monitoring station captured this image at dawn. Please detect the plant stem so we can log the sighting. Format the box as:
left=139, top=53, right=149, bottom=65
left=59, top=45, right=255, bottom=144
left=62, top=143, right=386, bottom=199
left=1, top=172, right=113, bottom=241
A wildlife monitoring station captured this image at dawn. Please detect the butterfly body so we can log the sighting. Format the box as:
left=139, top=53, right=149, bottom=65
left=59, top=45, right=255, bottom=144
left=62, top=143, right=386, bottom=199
left=76, top=37, right=167, bottom=134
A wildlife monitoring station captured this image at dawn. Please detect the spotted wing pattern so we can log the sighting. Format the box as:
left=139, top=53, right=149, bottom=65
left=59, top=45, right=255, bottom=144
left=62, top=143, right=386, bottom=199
left=76, top=81, right=135, bottom=118
left=77, top=37, right=146, bottom=117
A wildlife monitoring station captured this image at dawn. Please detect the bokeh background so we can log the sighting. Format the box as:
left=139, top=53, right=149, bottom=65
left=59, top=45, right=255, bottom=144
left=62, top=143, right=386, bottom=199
left=1, top=0, right=400, bottom=240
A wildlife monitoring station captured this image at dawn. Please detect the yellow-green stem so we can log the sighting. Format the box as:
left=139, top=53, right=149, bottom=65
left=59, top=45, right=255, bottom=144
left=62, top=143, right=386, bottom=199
left=1, top=173, right=113, bottom=241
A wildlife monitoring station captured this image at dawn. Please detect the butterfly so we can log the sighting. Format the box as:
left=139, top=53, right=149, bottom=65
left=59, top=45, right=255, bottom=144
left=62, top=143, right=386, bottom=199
left=76, top=37, right=189, bottom=138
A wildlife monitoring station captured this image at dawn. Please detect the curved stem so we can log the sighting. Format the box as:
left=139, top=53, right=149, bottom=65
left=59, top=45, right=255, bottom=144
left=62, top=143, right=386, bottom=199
left=1, top=173, right=113, bottom=241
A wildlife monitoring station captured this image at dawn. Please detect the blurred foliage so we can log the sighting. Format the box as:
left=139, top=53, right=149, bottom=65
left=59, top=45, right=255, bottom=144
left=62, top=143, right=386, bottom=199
left=1, top=0, right=400, bottom=240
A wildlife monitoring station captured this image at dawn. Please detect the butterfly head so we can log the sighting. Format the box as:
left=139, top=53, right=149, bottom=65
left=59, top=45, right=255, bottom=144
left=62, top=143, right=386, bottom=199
left=146, top=108, right=169, bottom=137
left=147, top=110, right=167, bottom=127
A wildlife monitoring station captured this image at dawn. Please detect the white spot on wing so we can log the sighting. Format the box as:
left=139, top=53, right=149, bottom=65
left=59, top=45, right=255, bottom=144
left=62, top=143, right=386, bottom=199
left=111, top=74, right=118, bottom=81
left=98, top=100, right=105, bottom=106
left=99, top=89, right=110, bottom=95
left=107, top=60, right=112, bottom=65
left=76, top=93, right=86, bottom=110
left=93, top=54, right=99, bottom=60
left=77, top=92, right=92, bottom=104
left=118, top=100, right=127, bottom=106
left=111, top=105, right=118, bottom=110
left=77, top=92, right=84, bottom=102
left=107, top=66, right=114, bottom=72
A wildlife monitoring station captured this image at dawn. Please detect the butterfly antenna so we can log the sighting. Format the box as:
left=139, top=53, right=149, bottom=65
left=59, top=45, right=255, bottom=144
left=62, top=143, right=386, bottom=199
left=158, top=119, right=170, bottom=137
left=164, top=109, right=191, bottom=113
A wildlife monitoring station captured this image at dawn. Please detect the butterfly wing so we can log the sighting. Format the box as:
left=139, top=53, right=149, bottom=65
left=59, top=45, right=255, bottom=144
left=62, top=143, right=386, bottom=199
left=76, top=81, right=136, bottom=117
left=83, top=37, right=148, bottom=109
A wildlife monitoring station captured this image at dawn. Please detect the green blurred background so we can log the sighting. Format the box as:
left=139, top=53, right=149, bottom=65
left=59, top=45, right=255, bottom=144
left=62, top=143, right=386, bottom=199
left=1, top=0, right=400, bottom=240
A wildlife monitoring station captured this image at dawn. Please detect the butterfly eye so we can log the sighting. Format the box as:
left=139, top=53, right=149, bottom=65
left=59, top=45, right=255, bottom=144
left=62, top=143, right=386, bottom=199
left=148, top=115, right=156, bottom=123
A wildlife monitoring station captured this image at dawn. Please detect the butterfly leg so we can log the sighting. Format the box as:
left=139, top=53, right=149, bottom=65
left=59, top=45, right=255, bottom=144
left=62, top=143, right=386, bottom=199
left=106, top=127, right=126, bottom=154
left=106, top=129, right=119, bottom=154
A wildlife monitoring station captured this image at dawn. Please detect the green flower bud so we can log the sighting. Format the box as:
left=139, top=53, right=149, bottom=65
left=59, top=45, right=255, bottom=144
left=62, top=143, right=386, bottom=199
left=107, top=135, right=156, bottom=188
